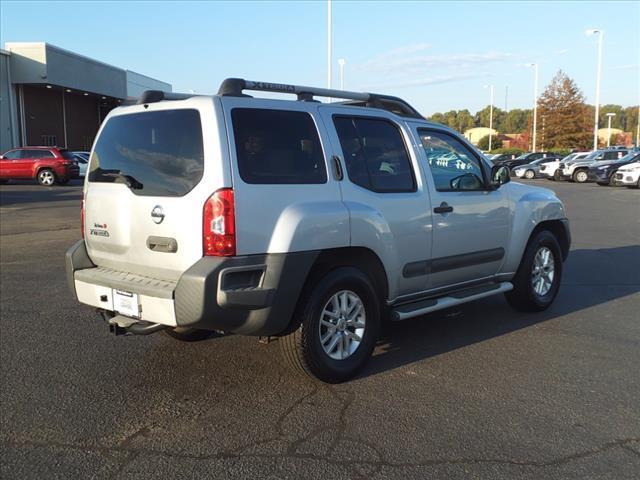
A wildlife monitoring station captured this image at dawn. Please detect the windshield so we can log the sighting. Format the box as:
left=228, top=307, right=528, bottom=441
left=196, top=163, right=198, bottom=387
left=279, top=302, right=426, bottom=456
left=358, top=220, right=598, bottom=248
left=514, top=154, right=529, bottom=160
left=561, top=153, right=576, bottom=162
left=582, top=151, right=603, bottom=161
left=88, top=109, right=204, bottom=196
left=617, top=152, right=640, bottom=163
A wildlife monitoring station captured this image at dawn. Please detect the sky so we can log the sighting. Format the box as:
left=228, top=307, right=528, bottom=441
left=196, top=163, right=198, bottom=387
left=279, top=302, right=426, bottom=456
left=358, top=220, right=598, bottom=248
left=1, top=0, right=638, bottom=116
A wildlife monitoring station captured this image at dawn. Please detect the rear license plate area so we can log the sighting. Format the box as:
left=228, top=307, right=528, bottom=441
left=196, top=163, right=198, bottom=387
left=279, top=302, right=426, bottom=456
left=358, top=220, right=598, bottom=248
left=113, top=289, right=140, bottom=318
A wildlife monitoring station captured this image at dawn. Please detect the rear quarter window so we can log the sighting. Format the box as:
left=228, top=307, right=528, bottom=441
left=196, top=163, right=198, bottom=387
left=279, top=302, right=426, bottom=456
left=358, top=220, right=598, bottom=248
left=88, top=109, right=204, bottom=197
left=231, top=108, right=327, bottom=184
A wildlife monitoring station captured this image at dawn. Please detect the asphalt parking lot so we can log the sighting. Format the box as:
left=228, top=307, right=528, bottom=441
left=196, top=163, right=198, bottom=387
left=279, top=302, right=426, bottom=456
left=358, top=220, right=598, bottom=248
left=1, top=178, right=639, bottom=479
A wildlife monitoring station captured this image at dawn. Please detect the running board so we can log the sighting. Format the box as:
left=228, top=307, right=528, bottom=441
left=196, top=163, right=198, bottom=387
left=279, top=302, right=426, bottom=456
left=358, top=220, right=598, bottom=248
left=391, top=282, right=513, bottom=321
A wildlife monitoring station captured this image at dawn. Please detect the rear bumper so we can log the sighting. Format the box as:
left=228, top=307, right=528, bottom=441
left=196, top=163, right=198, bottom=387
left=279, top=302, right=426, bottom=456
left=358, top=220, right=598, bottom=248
left=65, top=240, right=318, bottom=336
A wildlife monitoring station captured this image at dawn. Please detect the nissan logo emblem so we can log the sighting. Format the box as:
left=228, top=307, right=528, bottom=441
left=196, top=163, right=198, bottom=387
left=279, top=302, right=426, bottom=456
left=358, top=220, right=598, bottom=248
left=151, top=205, right=165, bottom=224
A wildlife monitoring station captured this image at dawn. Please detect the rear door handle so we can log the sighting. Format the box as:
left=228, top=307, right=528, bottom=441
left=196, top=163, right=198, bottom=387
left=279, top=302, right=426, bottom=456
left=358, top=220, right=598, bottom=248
left=147, top=236, right=178, bottom=253
left=433, top=202, right=453, bottom=214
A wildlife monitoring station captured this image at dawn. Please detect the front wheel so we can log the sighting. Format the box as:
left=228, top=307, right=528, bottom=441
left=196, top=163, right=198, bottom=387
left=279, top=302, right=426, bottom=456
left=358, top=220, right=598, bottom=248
left=505, top=230, right=563, bottom=312
left=524, top=169, right=535, bottom=179
left=279, top=267, right=380, bottom=383
left=572, top=169, right=588, bottom=183
left=37, top=169, right=56, bottom=186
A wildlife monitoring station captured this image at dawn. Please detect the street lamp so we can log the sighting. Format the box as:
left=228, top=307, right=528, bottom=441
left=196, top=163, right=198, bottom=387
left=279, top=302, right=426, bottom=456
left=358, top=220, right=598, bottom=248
left=606, top=112, right=616, bottom=147
left=526, top=63, right=539, bottom=152
left=327, top=0, right=332, bottom=94
left=483, top=84, right=494, bottom=151
left=338, top=58, right=346, bottom=90
left=586, top=29, right=604, bottom=150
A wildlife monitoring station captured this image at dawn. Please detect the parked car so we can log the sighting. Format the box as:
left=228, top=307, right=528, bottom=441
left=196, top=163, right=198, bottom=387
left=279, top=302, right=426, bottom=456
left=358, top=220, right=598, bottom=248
left=539, top=152, right=590, bottom=180
left=512, top=157, right=560, bottom=179
left=555, top=148, right=629, bottom=183
left=66, top=78, right=570, bottom=383
left=610, top=160, right=640, bottom=188
left=0, top=146, right=80, bottom=186
left=490, top=153, right=519, bottom=164
left=587, top=151, right=640, bottom=186
left=499, top=152, right=560, bottom=171
left=71, top=151, right=90, bottom=177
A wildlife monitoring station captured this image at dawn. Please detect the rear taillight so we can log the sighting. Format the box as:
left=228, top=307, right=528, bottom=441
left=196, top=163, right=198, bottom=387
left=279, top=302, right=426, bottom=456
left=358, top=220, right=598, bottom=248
left=81, top=197, right=85, bottom=238
left=203, top=188, right=235, bottom=256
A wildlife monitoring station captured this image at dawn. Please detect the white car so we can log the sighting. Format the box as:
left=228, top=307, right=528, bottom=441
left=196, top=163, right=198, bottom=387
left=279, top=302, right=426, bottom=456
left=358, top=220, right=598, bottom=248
left=65, top=78, right=570, bottom=383
left=611, top=161, right=640, bottom=188
left=539, top=152, right=590, bottom=180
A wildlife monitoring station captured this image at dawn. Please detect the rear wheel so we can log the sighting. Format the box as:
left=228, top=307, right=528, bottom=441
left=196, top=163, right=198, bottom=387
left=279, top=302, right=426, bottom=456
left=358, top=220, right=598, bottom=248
left=279, top=267, right=380, bottom=383
left=505, top=230, right=563, bottom=312
left=572, top=169, right=588, bottom=183
left=553, top=170, right=563, bottom=181
left=37, top=169, right=56, bottom=186
left=524, top=169, right=535, bottom=179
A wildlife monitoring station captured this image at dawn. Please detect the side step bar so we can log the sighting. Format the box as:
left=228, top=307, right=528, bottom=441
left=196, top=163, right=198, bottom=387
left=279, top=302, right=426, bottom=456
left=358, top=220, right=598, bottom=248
left=391, top=282, right=513, bottom=321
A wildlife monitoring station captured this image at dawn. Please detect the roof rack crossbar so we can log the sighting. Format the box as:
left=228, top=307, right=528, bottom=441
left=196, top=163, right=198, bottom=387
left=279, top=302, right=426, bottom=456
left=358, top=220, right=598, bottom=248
left=217, top=78, right=423, bottom=119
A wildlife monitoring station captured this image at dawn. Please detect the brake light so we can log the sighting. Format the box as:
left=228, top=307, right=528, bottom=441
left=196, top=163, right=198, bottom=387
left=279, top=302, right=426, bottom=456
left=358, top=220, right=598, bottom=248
left=81, top=197, right=85, bottom=238
left=203, top=188, right=235, bottom=256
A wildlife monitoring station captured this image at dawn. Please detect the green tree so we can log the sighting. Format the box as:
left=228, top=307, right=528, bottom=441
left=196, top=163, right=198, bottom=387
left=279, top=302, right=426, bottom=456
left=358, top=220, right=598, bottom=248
left=475, top=106, right=505, bottom=133
left=537, top=70, right=591, bottom=149
left=599, top=104, right=624, bottom=130
left=477, top=134, right=503, bottom=151
left=455, top=109, right=476, bottom=133
left=504, top=109, right=531, bottom=133
left=428, top=112, right=446, bottom=125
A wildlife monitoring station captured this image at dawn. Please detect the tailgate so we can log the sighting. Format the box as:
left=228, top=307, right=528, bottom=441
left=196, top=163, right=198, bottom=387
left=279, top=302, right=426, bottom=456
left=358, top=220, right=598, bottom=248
left=84, top=99, right=230, bottom=281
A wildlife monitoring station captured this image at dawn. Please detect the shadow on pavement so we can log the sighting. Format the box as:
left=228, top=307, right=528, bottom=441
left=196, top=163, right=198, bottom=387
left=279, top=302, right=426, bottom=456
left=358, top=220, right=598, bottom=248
left=363, top=245, right=640, bottom=379
left=0, top=181, right=83, bottom=206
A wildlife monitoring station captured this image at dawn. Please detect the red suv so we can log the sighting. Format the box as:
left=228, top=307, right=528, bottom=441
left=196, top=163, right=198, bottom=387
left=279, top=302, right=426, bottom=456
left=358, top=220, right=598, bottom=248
left=0, top=147, right=80, bottom=186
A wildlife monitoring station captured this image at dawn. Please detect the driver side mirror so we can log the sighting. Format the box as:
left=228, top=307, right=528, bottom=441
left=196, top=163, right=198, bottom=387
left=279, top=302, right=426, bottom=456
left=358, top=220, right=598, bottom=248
left=490, top=165, right=510, bottom=188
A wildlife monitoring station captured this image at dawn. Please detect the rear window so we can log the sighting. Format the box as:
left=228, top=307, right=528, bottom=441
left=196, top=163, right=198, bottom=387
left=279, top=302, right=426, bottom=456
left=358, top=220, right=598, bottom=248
left=89, top=109, right=204, bottom=197
left=60, top=150, right=76, bottom=160
left=231, top=108, right=327, bottom=184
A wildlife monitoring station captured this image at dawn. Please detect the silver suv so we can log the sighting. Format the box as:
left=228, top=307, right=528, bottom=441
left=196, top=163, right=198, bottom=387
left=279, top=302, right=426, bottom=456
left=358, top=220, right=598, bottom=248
left=66, top=79, right=570, bottom=383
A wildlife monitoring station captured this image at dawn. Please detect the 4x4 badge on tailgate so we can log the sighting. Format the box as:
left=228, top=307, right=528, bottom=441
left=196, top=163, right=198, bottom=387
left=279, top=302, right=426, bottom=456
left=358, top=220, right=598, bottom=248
left=151, top=205, right=165, bottom=224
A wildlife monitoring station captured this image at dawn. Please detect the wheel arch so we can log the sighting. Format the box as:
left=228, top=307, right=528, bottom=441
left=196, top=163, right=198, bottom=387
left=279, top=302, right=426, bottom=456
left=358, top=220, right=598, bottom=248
left=279, top=246, right=389, bottom=335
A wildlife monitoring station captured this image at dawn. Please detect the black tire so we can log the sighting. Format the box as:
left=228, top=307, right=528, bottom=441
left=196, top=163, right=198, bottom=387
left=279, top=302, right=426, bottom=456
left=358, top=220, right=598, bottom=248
left=36, top=168, right=57, bottom=186
left=164, top=327, right=221, bottom=342
left=524, top=169, right=535, bottom=180
left=279, top=267, right=380, bottom=383
left=0, top=179, right=8, bottom=184
left=572, top=169, right=588, bottom=183
left=553, top=170, right=563, bottom=181
left=505, top=230, right=563, bottom=312
left=596, top=182, right=609, bottom=186
left=57, top=178, right=70, bottom=185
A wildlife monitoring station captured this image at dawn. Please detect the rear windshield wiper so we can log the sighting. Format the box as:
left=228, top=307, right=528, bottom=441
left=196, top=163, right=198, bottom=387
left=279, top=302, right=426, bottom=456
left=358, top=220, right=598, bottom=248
left=101, top=172, right=144, bottom=190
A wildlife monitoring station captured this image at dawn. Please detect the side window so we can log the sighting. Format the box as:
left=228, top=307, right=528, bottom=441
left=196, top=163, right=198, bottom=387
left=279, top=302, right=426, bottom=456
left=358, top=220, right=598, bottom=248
left=418, top=129, right=486, bottom=192
left=2, top=150, right=21, bottom=160
left=333, top=116, right=415, bottom=193
left=231, top=108, right=327, bottom=184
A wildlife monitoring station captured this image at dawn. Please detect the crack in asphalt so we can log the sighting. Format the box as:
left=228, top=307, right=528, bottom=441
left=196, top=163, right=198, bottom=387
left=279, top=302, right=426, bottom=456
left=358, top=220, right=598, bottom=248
left=3, top=436, right=639, bottom=472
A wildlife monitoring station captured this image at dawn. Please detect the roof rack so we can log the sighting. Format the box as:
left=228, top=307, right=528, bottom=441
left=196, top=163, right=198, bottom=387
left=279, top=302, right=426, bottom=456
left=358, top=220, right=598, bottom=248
left=217, top=78, right=424, bottom=119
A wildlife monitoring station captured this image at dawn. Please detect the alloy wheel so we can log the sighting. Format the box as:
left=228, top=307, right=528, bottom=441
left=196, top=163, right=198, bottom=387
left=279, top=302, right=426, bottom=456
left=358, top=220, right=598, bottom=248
left=531, top=247, right=555, bottom=296
left=319, top=290, right=366, bottom=360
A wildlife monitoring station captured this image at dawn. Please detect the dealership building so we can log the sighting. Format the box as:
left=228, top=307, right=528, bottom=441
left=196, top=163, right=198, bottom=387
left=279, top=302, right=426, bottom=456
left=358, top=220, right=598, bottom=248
left=0, top=42, right=171, bottom=153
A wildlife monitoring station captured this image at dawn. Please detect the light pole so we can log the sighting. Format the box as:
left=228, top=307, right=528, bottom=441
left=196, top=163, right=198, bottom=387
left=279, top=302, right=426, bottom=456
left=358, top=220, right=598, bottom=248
left=586, top=29, right=603, bottom=150
left=636, top=105, right=639, bottom=147
left=484, top=84, right=494, bottom=151
left=327, top=0, right=332, bottom=94
left=338, top=58, right=346, bottom=90
left=526, top=63, right=539, bottom=152
left=606, top=112, right=616, bottom=147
